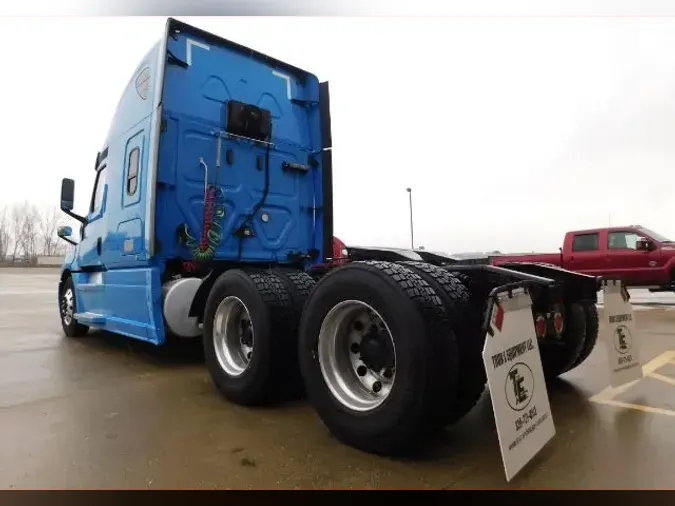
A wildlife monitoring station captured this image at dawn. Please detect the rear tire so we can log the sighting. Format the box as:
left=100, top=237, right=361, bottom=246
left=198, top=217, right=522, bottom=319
left=400, top=262, right=486, bottom=424
left=272, top=269, right=316, bottom=311
left=59, top=277, right=89, bottom=338
left=202, top=269, right=295, bottom=406
left=537, top=302, right=586, bottom=380
left=269, top=269, right=317, bottom=395
left=298, top=260, right=458, bottom=455
left=564, top=302, right=599, bottom=372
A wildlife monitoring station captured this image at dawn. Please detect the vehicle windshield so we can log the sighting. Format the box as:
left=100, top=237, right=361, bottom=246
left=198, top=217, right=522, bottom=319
left=638, top=227, right=672, bottom=243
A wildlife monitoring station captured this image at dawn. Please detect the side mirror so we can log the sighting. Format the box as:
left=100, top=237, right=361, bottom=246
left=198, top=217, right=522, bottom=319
left=57, top=226, right=72, bottom=238
left=59, top=178, right=87, bottom=225
left=636, top=238, right=654, bottom=251
left=60, top=178, right=75, bottom=212
left=57, top=225, right=77, bottom=246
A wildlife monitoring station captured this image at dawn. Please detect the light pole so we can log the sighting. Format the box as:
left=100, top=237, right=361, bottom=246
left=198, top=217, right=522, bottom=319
left=406, top=187, right=414, bottom=250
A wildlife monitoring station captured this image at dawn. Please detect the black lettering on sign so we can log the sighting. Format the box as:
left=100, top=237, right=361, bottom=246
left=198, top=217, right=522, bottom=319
left=491, top=339, right=535, bottom=369
left=609, top=313, right=633, bottom=324
left=618, top=355, right=633, bottom=366
left=492, top=351, right=506, bottom=369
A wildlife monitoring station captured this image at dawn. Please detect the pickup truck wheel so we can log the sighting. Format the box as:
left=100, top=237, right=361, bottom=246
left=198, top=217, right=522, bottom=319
left=537, top=302, right=586, bottom=380
left=59, top=277, right=89, bottom=338
left=564, top=302, right=599, bottom=372
left=203, top=269, right=295, bottom=406
left=400, top=262, right=486, bottom=424
left=298, top=261, right=457, bottom=455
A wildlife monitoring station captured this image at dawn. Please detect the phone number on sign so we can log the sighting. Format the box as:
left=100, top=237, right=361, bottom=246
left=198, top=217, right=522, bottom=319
left=515, top=406, right=538, bottom=431
left=618, top=355, right=633, bottom=366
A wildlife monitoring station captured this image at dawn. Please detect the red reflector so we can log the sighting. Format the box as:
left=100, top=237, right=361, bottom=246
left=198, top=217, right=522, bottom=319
left=535, top=315, right=546, bottom=338
left=494, top=304, right=504, bottom=332
left=553, top=312, right=564, bottom=334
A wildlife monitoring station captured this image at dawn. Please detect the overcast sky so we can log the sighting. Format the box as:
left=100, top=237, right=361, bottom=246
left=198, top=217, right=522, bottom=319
left=2, top=16, right=675, bottom=254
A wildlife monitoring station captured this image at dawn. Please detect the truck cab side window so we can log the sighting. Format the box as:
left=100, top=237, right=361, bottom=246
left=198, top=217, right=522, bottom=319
left=90, top=166, right=108, bottom=215
left=127, top=147, right=140, bottom=196
left=572, top=233, right=598, bottom=252
left=608, top=231, right=639, bottom=250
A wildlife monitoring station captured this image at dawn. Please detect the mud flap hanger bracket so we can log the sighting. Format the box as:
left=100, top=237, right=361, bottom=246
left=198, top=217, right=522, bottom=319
left=602, top=277, right=631, bottom=302
left=482, top=279, right=555, bottom=338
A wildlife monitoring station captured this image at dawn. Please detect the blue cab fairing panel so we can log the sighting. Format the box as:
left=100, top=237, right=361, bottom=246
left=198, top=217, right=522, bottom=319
left=155, top=21, right=325, bottom=265
left=60, top=18, right=330, bottom=346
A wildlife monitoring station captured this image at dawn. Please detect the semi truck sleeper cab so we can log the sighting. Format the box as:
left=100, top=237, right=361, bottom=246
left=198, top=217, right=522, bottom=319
left=56, top=17, right=605, bottom=457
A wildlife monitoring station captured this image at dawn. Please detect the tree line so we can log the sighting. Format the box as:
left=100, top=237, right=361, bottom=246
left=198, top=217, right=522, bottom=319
left=0, top=202, right=74, bottom=263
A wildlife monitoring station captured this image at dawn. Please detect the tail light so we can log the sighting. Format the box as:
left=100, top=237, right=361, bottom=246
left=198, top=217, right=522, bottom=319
left=332, top=236, right=348, bottom=265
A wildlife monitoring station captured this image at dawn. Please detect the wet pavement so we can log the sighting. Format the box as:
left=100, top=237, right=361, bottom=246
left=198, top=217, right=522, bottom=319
left=597, top=288, right=675, bottom=306
left=1, top=267, right=675, bottom=489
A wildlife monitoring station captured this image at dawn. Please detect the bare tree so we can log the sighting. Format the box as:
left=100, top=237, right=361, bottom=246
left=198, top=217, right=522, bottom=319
left=20, top=203, right=39, bottom=259
left=54, top=241, right=69, bottom=256
left=0, top=207, right=10, bottom=260
left=7, top=202, right=40, bottom=261
left=10, top=203, right=23, bottom=261
left=38, top=205, right=61, bottom=256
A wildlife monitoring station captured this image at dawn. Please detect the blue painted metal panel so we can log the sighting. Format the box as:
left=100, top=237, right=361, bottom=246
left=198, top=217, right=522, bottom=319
left=154, top=28, right=326, bottom=266
left=69, top=268, right=165, bottom=344
left=101, top=267, right=165, bottom=344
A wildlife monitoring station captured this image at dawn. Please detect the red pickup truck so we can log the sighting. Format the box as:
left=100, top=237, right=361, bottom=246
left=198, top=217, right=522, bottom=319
left=490, top=225, right=675, bottom=290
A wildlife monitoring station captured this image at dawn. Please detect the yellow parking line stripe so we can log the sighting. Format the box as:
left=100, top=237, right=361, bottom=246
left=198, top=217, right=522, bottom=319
left=647, top=372, right=675, bottom=387
left=592, top=399, right=675, bottom=417
left=589, top=350, right=675, bottom=404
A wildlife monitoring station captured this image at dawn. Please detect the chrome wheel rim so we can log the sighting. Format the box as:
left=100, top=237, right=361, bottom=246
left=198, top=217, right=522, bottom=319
left=61, top=288, right=74, bottom=326
left=213, top=296, right=254, bottom=377
left=318, top=300, right=397, bottom=412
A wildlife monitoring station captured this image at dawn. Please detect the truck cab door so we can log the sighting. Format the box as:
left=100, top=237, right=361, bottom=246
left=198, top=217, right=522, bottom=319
left=73, top=165, right=109, bottom=315
left=78, top=165, right=109, bottom=268
left=605, top=230, right=654, bottom=285
left=567, top=232, right=601, bottom=275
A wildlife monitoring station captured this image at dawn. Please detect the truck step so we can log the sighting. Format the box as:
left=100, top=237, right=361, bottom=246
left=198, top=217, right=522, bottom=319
left=74, top=312, right=106, bottom=325
left=648, top=286, right=675, bottom=293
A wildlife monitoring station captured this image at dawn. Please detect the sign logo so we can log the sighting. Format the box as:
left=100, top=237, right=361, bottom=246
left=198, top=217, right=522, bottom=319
left=613, top=324, right=632, bottom=355
left=505, top=362, right=534, bottom=411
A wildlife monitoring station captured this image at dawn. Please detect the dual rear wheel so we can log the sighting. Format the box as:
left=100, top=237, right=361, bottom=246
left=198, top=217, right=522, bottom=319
left=201, top=261, right=601, bottom=455
left=532, top=301, right=600, bottom=380
left=202, top=261, right=482, bottom=455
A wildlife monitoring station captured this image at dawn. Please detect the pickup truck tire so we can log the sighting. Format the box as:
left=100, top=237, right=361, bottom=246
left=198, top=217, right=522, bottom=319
left=60, top=276, right=89, bottom=338
left=297, top=260, right=458, bottom=456
left=203, top=269, right=295, bottom=406
left=565, top=302, right=600, bottom=372
left=400, top=262, right=485, bottom=424
left=538, top=302, right=587, bottom=380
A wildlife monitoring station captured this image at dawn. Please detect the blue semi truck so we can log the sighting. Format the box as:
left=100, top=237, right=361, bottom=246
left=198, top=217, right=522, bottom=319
left=57, top=18, right=604, bottom=456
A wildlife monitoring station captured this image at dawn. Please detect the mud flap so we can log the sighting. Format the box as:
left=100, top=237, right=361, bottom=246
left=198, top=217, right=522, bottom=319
left=602, top=279, right=643, bottom=388
left=482, top=285, right=556, bottom=482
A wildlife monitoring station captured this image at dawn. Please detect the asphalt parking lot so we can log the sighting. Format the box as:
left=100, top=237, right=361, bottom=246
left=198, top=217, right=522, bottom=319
left=1, top=267, right=675, bottom=489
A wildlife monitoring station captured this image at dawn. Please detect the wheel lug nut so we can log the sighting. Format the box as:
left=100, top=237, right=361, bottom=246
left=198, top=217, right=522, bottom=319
left=372, top=381, right=382, bottom=393
left=353, top=321, right=364, bottom=332
left=383, top=369, right=392, bottom=379
left=350, top=342, right=360, bottom=354
left=356, top=365, right=367, bottom=377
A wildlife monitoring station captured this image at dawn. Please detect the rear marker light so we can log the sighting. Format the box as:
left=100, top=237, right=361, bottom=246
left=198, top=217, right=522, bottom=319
left=493, top=304, right=504, bottom=332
